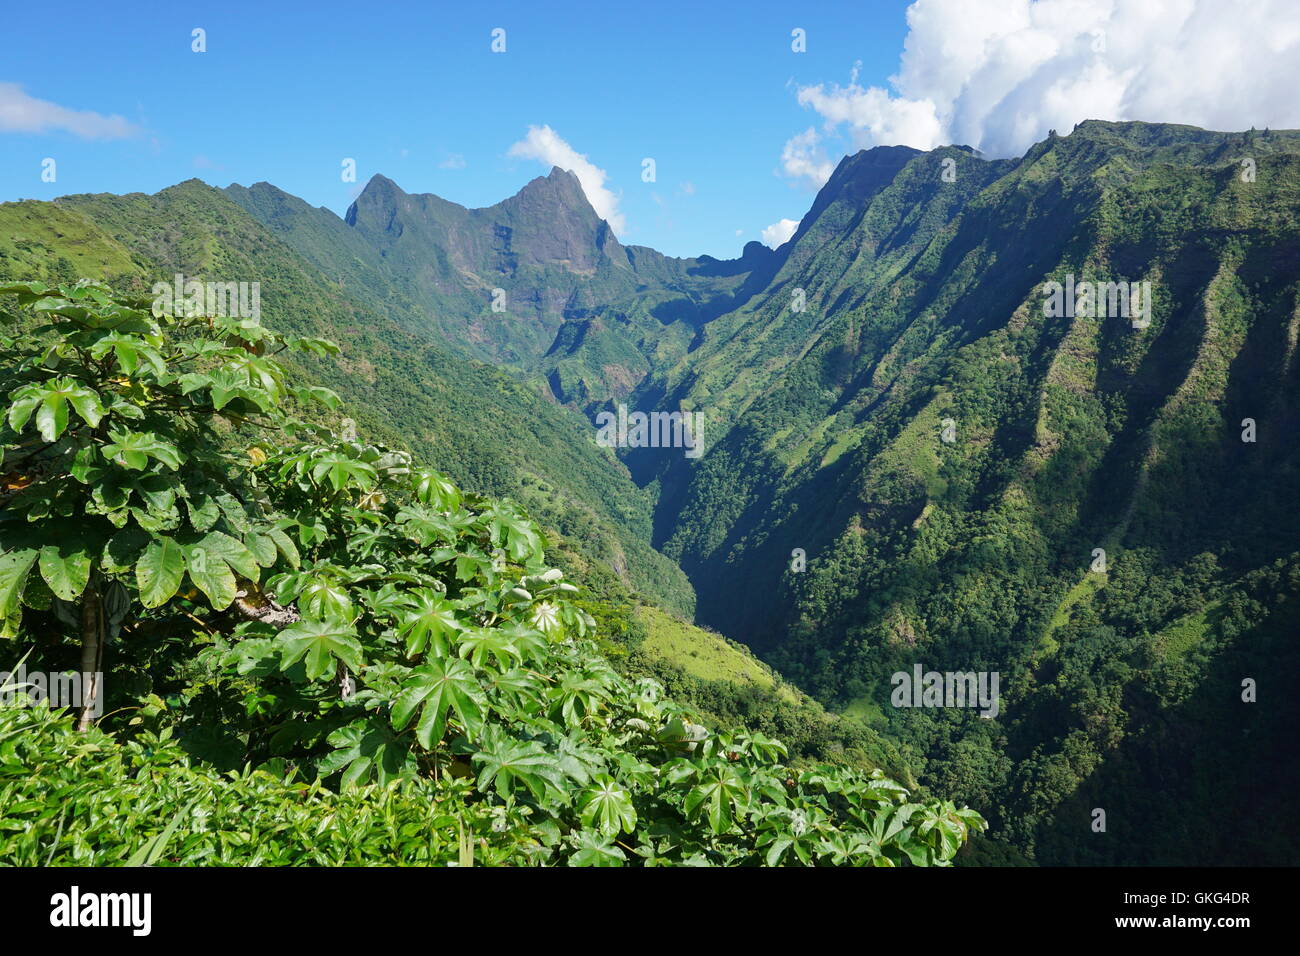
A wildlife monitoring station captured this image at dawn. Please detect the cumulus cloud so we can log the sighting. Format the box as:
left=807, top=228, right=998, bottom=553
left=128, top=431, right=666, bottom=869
left=761, top=218, right=801, bottom=249
left=0, top=82, right=139, bottom=139
left=439, top=153, right=466, bottom=169
left=780, top=127, right=837, bottom=188
left=508, top=125, right=626, bottom=233
left=782, top=0, right=1300, bottom=169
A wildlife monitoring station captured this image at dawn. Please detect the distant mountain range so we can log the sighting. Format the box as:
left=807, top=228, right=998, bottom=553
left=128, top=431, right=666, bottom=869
left=4, top=119, right=1299, bottom=864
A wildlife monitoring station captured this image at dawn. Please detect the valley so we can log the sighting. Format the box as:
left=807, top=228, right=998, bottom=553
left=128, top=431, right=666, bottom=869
left=4, top=119, right=1298, bottom=865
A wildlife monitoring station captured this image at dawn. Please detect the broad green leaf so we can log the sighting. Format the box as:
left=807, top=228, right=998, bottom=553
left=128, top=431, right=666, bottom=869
left=0, top=549, right=38, bottom=638
left=243, top=532, right=277, bottom=568
left=38, top=544, right=92, bottom=602
left=102, top=430, right=181, bottom=471
left=578, top=775, right=637, bottom=836
left=398, top=589, right=461, bottom=658
left=196, top=531, right=260, bottom=581
left=567, top=831, right=626, bottom=867
left=266, top=526, right=300, bottom=569
left=276, top=618, right=363, bottom=681
left=136, top=538, right=184, bottom=608
left=472, top=731, right=564, bottom=800
left=185, top=543, right=237, bottom=610
left=391, top=657, right=485, bottom=748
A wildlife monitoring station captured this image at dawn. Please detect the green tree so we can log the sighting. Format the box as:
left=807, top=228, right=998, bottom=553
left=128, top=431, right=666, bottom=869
left=0, top=280, right=335, bottom=727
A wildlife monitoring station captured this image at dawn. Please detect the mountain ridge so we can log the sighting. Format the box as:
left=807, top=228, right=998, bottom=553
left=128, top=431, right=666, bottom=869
left=11, top=119, right=1298, bottom=863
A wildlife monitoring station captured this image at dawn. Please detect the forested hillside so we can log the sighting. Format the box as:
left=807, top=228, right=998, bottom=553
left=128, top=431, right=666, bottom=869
left=4, top=120, right=1297, bottom=866
left=0, top=280, right=978, bottom=866
left=0, top=184, right=694, bottom=616
left=633, top=121, right=1300, bottom=863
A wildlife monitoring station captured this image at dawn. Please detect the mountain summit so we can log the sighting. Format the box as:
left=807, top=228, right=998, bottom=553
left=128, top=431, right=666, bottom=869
left=230, top=169, right=773, bottom=389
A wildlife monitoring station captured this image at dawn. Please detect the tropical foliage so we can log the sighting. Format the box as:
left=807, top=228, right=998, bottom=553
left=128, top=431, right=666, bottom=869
left=0, top=280, right=982, bottom=866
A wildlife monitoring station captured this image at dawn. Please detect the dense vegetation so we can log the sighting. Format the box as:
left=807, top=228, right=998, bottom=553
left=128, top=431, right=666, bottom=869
left=0, top=281, right=981, bottom=866
left=6, top=120, right=1297, bottom=867
left=632, top=122, right=1300, bottom=864
left=0, top=185, right=695, bottom=616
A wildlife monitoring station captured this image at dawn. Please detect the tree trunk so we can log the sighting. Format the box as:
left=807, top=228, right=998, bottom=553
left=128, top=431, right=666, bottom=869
left=75, top=584, right=102, bottom=732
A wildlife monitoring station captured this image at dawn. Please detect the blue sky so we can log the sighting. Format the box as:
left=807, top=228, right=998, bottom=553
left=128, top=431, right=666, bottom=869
left=0, top=0, right=913, bottom=258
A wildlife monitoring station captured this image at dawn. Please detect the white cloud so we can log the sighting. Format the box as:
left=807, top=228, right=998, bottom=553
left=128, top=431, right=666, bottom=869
left=507, top=125, right=626, bottom=233
left=0, top=83, right=138, bottom=139
left=780, top=127, right=837, bottom=188
left=783, top=0, right=1300, bottom=167
left=439, top=153, right=465, bottom=169
left=761, top=218, right=800, bottom=249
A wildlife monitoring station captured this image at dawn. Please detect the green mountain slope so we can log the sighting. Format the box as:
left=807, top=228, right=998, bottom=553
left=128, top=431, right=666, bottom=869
left=0, top=182, right=694, bottom=615
left=8, top=120, right=1298, bottom=865
left=637, top=121, right=1300, bottom=863
left=227, top=171, right=775, bottom=412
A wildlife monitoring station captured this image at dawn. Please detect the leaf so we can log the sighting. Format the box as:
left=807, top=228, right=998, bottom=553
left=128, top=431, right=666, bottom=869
left=125, top=800, right=195, bottom=867
left=38, top=544, right=92, bottom=602
left=34, top=393, right=68, bottom=443
left=0, top=549, right=38, bottom=639
left=7, top=378, right=103, bottom=442
left=391, top=657, right=485, bottom=748
left=266, top=526, right=300, bottom=570
left=398, top=589, right=461, bottom=658
left=472, top=731, right=564, bottom=800
left=242, top=532, right=276, bottom=568
left=276, top=619, right=363, bottom=681
left=310, top=452, right=377, bottom=493
left=196, top=531, right=260, bottom=581
left=296, top=572, right=351, bottom=620
left=319, top=719, right=414, bottom=788
left=567, top=830, right=626, bottom=867
left=413, top=469, right=461, bottom=511
left=101, top=430, right=182, bottom=471
left=578, top=775, right=637, bottom=836
left=185, top=543, right=237, bottom=610
left=292, top=385, right=341, bottom=409
left=185, top=494, right=221, bottom=532
left=136, top=538, right=185, bottom=608
left=684, top=766, right=747, bottom=835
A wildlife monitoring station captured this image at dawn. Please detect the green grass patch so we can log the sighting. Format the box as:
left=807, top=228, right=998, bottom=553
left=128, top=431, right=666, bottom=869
left=635, top=605, right=797, bottom=701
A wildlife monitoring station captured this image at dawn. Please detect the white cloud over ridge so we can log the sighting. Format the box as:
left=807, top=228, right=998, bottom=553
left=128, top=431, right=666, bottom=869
left=0, top=83, right=139, bottom=139
left=779, top=127, right=837, bottom=188
left=508, top=125, right=626, bottom=234
left=761, top=218, right=800, bottom=249
left=782, top=0, right=1300, bottom=185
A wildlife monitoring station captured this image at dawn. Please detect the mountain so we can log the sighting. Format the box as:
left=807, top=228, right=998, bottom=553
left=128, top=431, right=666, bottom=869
left=633, top=120, right=1300, bottom=863
left=0, top=181, right=695, bottom=616
left=234, top=120, right=1300, bottom=864
left=228, top=169, right=777, bottom=411
left=6, top=120, right=1298, bottom=865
